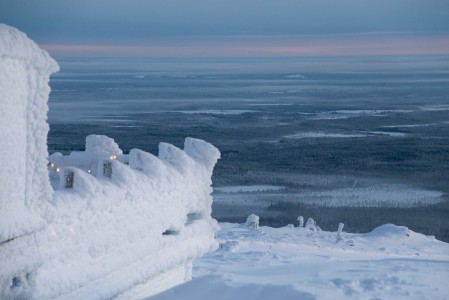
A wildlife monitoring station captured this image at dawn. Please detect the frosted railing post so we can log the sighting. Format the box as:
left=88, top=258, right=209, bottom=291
left=246, top=214, right=260, bottom=230
left=336, top=223, right=344, bottom=242
left=103, top=160, right=113, bottom=178
left=0, top=24, right=59, bottom=242
left=64, top=169, right=75, bottom=189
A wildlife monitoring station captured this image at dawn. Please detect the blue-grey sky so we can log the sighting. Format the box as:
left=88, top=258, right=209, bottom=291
left=1, top=0, right=449, bottom=56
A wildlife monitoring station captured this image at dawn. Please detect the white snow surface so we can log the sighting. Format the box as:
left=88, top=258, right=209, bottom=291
left=284, top=132, right=367, bottom=139
left=214, top=185, right=286, bottom=193
left=304, top=184, right=443, bottom=207
left=151, top=222, right=449, bottom=300
left=214, top=183, right=443, bottom=208
left=176, top=110, right=256, bottom=115
left=283, top=131, right=409, bottom=139
left=0, top=23, right=59, bottom=242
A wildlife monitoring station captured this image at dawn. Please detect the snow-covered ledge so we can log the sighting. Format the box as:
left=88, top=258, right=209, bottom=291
left=0, top=24, right=220, bottom=300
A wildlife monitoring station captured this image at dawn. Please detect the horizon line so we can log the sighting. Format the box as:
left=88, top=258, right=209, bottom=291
left=40, top=34, right=449, bottom=58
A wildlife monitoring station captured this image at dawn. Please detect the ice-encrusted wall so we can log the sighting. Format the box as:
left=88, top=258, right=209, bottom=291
left=0, top=24, right=220, bottom=300
left=0, top=24, right=59, bottom=243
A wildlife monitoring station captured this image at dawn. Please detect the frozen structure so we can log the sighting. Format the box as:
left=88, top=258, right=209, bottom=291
left=0, top=24, right=220, bottom=300
left=0, top=24, right=58, bottom=243
left=336, top=223, right=345, bottom=242
left=305, top=218, right=319, bottom=231
left=245, top=214, right=260, bottom=230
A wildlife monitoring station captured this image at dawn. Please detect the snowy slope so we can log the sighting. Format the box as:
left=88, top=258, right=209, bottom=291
left=151, top=222, right=449, bottom=300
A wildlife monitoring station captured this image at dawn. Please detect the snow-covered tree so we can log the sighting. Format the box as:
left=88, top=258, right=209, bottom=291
left=306, top=218, right=317, bottom=231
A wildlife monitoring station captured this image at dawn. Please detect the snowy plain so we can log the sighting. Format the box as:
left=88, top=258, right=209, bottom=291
left=213, top=184, right=443, bottom=208
left=150, top=222, right=449, bottom=300
left=214, top=185, right=286, bottom=193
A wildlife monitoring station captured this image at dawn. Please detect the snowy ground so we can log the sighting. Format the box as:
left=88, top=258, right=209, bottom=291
left=214, top=185, right=286, bottom=193
left=150, top=222, right=449, bottom=300
left=282, top=131, right=409, bottom=139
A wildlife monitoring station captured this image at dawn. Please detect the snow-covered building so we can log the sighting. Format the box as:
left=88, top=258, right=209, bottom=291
left=0, top=24, right=220, bottom=300
left=0, top=23, right=58, bottom=244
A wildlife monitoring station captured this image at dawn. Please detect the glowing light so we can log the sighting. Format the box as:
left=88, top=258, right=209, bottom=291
left=87, top=169, right=91, bottom=173
left=55, top=168, right=60, bottom=173
left=109, top=155, right=117, bottom=160
left=50, top=163, right=55, bottom=168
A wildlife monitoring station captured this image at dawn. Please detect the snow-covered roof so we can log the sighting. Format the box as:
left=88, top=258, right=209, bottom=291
left=0, top=24, right=59, bottom=72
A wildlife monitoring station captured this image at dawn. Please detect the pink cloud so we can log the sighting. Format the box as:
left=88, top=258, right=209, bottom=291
left=40, top=34, right=449, bottom=57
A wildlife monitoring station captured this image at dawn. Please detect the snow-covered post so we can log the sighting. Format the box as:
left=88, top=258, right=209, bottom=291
left=297, top=216, right=304, bottom=228
left=0, top=24, right=59, bottom=242
left=246, top=214, right=260, bottom=229
left=336, top=223, right=344, bottom=242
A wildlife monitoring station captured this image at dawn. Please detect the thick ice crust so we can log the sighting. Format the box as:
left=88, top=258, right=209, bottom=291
left=0, top=24, right=59, bottom=242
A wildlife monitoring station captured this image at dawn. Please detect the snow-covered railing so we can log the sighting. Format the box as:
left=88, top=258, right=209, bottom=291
left=0, top=24, right=220, bottom=300
left=44, top=135, right=219, bottom=300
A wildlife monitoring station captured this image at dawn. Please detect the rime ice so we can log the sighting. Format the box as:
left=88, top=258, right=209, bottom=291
left=0, top=24, right=59, bottom=243
left=0, top=24, right=220, bottom=300
left=245, top=214, right=260, bottom=229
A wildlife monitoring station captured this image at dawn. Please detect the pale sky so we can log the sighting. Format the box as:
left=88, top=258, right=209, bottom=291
left=1, top=0, right=449, bottom=56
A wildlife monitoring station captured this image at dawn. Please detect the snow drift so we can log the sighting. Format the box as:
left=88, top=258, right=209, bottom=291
left=0, top=24, right=220, bottom=300
left=152, top=221, right=449, bottom=300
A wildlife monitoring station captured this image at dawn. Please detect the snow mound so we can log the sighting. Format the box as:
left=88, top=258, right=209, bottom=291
left=365, top=224, right=411, bottom=237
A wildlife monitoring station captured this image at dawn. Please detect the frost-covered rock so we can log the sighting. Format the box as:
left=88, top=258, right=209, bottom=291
left=0, top=23, right=59, bottom=243
left=0, top=25, right=221, bottom=300
left=246, top=214, right=260, bottom=229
